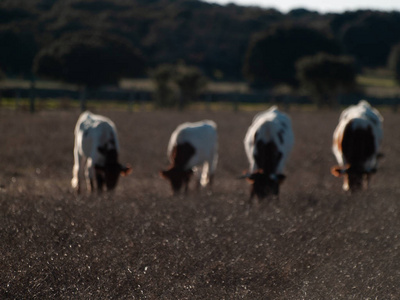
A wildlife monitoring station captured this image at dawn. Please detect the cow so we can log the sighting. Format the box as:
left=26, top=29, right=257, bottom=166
left=242, top=106, right=294, bottom=202
left=71, top=111, right=132, bottom=193
left=331, top=100, right=383, bottom=191
left=160, top=120, right=218, bottom=194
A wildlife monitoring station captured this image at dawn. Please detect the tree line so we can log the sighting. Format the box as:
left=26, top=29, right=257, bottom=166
left=1, top=0, right=400, bottom=107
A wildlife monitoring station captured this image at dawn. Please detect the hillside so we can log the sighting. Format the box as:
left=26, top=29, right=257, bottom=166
left=1, top=0, right=400, bottom=82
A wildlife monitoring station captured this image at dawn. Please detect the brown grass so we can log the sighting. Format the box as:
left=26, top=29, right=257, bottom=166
left=1, top=108, right=400, bottom=299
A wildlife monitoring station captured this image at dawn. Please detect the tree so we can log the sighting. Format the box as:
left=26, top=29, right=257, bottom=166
left=0, top=25, right=38, bottom=77
left=150, top=64, right=177, bottom=108
left=33, top=31, right=146, bottom=87
left=296, top=53, right=356, bottom=107
left=150, top=62, right=208, bottom=109
left=0, top=67, right=5, bottom=80
left=388, top=44, right=400, bottom=84
left=335, top=12, right=400, bottom=67
left=174, top=63, right=208, bottom=110
left=244, top=26, right=341, bottom=88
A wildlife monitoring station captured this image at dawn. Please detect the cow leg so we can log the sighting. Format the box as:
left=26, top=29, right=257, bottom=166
left=205, top=151, right=218, bottom=189
left=71, top=148, right=84, bottom=194
left=184, top=177, right=190, bottom=194
left=96, top=171, right=104, bottom=193
left=200, top=162, right=212, bottom=188
left=208, top=174, right=214, bottom=187
left=191, top=166, right=200, bottom=190
left=85, top=158, right=95, bottom=192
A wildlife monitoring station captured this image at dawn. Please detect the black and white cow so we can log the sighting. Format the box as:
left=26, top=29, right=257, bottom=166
left=71, top=111, right=131, bottom=193
left=160, top=120, right=218, bottom=194
left=242, top=106, right=294, bottom=202
left=331, top=100, right=383, bottom=191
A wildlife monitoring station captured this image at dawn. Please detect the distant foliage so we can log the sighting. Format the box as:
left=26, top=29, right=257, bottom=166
left=332, top=11, right=400, bottom=67
left=150, top=64, right=177, bottom=108
left=0, top=67, right=5, bottom=80
left=1, top=1, right=400, bottom=84
left=296, top=53, right=356, bottom=106
left=0, top=26, right=38, bottom=77
left=244, top=26, right=341, bottom=88
left=33, top=31, right=145, bottom=87
left=388, top=44, right=400, bottom=85
left=151, top=63, right=207, bottom=109
left=174, top=63, right=208, bottom=109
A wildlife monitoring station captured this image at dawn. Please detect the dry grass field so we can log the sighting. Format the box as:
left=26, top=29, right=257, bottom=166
left=1, top=107, right=400, bottom=299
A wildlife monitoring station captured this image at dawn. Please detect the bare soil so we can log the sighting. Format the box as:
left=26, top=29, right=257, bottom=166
left=1, top=108, right=400, bottom=299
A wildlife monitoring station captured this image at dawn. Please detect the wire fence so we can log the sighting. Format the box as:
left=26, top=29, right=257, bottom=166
left=1, top=86, right=399, bottom=112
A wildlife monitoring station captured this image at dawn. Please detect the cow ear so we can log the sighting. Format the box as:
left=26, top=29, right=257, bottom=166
left=120, top=164, right=132, bottom=176
left=277, top=174, right=286, bottom=184
left=246, top=177, right=254, bottom=183
left=159, top=170, right=169, bottom=179
left=246, top=173, right=258, bottom=183
left=331, top=166, right=345, bottom=177
left=237, top=170, right=250, bottom=180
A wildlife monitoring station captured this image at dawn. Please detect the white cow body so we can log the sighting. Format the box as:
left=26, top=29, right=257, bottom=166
left=243, top=106, right=294, bottom=200
left=332, top=100, right=383, bottom=190
left=333, top=100, right=383, bottom=170
left=161, top=120, right=218, bottom=193
left=71, top=111, right=129, bottom=193
left=244, top=106, right=294, bottom=174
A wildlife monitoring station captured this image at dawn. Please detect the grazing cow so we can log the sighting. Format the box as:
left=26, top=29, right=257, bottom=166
left=160, top=120, right=218, bottom=194
left=331, top=100, right=383, bottom=191
left=71, top=111, right=132, bottom=193
left=242, top=106, right=294, bottom=202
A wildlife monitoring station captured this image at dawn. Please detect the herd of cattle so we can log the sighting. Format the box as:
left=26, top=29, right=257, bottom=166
left=71, top=100, right=384, bottom=203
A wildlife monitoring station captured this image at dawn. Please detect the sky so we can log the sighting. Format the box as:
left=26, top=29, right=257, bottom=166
left=204, top=0, right=400, bottom=13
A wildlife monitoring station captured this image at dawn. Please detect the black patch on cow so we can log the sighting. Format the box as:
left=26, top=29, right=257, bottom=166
left=95, top=148, right=121, bottom=191
left=171, top=142, right=196, bottom=170
left=104, top=148, right=118, bottom=165
left=162, top=142, right=196, bottom=194
left=342, top=121, right=375, bottom=171
left=255, top=140, right=282, bottom=175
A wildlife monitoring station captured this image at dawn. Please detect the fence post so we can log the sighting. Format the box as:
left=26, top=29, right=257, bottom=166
left=29, top=76, right=36, bottom=113
left=128, top=91, right=135, bottom=112
left=232, top=93, right=239, bottom=112
left=15, top=89, right=21, bottom=109
left=392, top=98, right=399, bottom=113
left=80, top=86, right=87, bottom=111
left=205, top=93, right=212, bottom=111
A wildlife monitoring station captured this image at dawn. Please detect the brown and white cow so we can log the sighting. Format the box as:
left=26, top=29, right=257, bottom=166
left=242, top=106, right=294, bottom=202
left=331, top=100, right=383, bottom=191
left=160, top=120, right=218, bottom=194
left=71, top=111, right=132, bottom=193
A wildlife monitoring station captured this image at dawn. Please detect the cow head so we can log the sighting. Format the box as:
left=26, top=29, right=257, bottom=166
left=95, top=163, right=132, bottom=191
left=331, top=165, right=376, bottom=192
left=241, top=170, right=286, bottom=200
left=160, top=167, right=193, bottom=194
left=96, top=146, right=132, bottom=191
